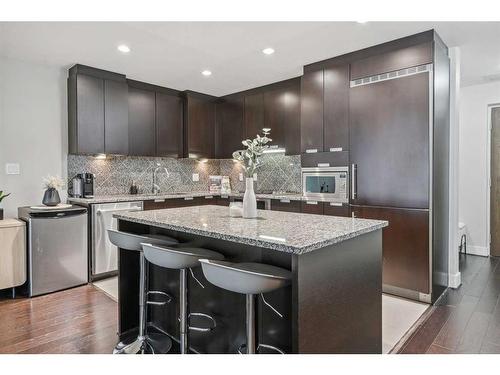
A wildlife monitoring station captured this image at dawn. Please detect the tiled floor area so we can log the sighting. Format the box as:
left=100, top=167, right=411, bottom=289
left=382, top=295, right=428, bottom=353
left=92, top=277, right=118, bottom=302
left=398, top=254, right=500, bottom=353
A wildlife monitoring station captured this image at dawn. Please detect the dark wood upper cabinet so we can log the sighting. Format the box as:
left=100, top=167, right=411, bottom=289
left=128, top=86, right=156, bottom=157
left=349, top=72, right=430, bottom=209
left=244, top=92, right=265, bottom=139
left=215, top=95, right=245, bottom=159
left=351, top=205, right=430, bottom=294
left=69, top=73, right=105, bottom=155
left=264, top=79, right=301, bottom=155
left=104, top=79, right=128, bottom=155
left=350, top=42, right=433, bottom=80
left=156, top=92, right=183, bottom=158
left=323, top=64, right=349, bottom=152
left=185, top=92, right=216, bottom=159
left=300, top=70, right=324, bottom=153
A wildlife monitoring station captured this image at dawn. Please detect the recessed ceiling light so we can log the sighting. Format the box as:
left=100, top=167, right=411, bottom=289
left=117, top=44, right=130, bottom=53
left=356, top=21, right=368, bottom=24
left=262, top=47, right=275, bottom=55
left=201, top=70, right=212, bottom=76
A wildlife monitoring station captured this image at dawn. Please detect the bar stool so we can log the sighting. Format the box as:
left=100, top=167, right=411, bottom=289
left=108, top=229, right=178, bottom=354
left=199, top=259, right=291, bottom=354
left=141, top=243, right=225, bottom=354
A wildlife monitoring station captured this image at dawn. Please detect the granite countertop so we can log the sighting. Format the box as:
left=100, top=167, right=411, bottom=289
left=68, top=192, right=343, bottom=205
left=113, top=205, right=387, bottom=255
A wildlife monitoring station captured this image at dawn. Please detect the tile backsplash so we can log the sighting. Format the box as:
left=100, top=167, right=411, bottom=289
left=68, top=154, right=302, bottom=196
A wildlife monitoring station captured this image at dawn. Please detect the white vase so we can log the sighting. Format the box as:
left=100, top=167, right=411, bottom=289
left=243, top=177, right=257, bottom=219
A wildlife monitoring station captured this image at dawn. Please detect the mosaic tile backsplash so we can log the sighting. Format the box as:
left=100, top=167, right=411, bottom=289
left=68, top=154, right=302, bottom=196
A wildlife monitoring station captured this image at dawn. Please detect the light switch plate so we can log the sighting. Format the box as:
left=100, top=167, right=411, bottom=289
left=192, top=173, right=199, bottom=182
left=238, top=173, right=243, bottom=182
left=5, top=163, right=20, bottom=175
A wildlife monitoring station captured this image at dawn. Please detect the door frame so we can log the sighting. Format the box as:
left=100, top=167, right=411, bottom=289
left=487, top=104, right=500, bottom=257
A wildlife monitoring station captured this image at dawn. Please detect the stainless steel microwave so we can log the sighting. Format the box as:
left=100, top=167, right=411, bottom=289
left=302, top=166, right=349, bottom=202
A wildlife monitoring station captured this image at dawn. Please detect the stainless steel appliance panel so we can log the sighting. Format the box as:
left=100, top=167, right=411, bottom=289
left=29, top=211, right=88, bottom=296
left=92, top=201, right=143, bottom=276
left=302, top=166, right=349, bottom=202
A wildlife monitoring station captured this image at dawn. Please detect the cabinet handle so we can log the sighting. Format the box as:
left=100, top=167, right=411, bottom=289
left=329, top=202, right=342, bottom=207
left=329, top=147, right=343, bottom=152
left=305, top=149, right=318, bottom=154
left=317, top=163, right=330, bottom=168
left=351, top=164, right=357, bottom=200
left=280, top=199, right=291, bottom=203
left=184, top=197, right=193, bottom=201
left=221, top=195, right=229, bottom=199
left=306, top=201, right=318, bottom=205
left=154, top=199, right=166, bottom=203
left=205, top=196, right=214, bottom=199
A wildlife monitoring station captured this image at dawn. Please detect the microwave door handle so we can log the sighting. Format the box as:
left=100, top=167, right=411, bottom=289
left=351, top=164, right=357, bottom=200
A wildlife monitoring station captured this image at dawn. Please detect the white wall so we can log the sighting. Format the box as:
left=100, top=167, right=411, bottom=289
left=459, top=80, right=500, bottom=256
left=0, top=56, right=68, bottom=218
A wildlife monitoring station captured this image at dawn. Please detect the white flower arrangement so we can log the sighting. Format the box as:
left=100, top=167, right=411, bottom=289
left=43, top=175, right=64, bottom=190
left=232, top=128, right=272, bottom=178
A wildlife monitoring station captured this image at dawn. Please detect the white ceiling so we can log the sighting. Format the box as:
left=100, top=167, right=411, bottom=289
left=1, top=22, right=499, bottom=96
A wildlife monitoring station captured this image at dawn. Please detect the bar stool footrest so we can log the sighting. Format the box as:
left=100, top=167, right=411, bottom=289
left=178, top=312, right=217, bottom=332
left=147, top=290, right=173, bottom=306
left=238, top=343, right=285, bottom=354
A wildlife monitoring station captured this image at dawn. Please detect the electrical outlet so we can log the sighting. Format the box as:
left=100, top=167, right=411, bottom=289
left=253, top=173, right=257, bottom=181
left=238, top=173, right=243, bottom=181
left=192, top=173, right=199, bottom=182
left=5, top=163, right=20, bottom=175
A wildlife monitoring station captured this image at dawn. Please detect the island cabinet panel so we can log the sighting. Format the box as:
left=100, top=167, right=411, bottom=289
left=300, top=201, right=324, bottom=215
left=71, top=74, right=105, bottom=154
left=271, top=199, right=301, bottom=213
left=244, top=92, right=265, bottom=139
left=300, top=70, right=324, bottom=153
left=349, top=72, right=430, bottom=209
left=351, top=205, right=430, bottom=294
left=323, top=64, right=349, bottom=152
left=156, top=92, right=183, bottom=158
left=350, top=42, right=433, bottom=80
left=323, top=202, right=350, bottom=217
left=185, top=93, right=216, bottom=159
left=215, top=95, right=245, bottom=159
left=293, top=229, right=382, bottom=353
left=104, top=79, right=129, bottom=155
left=128, top=86, right=156, bottom=156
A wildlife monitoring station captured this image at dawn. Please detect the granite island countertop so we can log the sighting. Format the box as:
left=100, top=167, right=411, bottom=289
left=113, top=205, right=387, bottom=255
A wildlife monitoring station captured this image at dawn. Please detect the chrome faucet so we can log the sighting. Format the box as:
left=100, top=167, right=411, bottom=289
left=152, top=163, right=169, bottom=194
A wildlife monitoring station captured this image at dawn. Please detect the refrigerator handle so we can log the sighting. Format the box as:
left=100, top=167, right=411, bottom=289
left=351, top=164, right=357, bottom=200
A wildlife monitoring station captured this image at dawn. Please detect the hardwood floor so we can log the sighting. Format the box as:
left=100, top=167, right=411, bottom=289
left=0, top=285, right=118, bottom=354
left=398, top=254, right=500, bottom=353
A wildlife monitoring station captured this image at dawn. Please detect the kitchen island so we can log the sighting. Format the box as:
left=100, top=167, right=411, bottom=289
left=114, top=205, right=387, bottom=354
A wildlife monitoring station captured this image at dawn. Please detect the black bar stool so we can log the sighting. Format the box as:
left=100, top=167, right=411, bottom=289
left=108, top=229, right=178, bottom=354
left=141, top=243, right=224, bottom=354
left=199, top=259, right=291, bottom=354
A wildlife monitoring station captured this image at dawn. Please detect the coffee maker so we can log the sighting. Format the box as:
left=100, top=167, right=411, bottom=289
left=78, top=173, right=95, bottom=198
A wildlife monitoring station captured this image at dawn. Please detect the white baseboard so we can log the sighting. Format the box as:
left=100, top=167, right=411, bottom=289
left=448, top=271, right=461, bottom=288
left=466, top=246, right=489, bottom=257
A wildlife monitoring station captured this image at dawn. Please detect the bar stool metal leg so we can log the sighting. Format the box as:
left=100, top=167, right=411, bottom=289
left=246, top=294, right=256, bottom=354
left=179, top=268, right=188, bottom=354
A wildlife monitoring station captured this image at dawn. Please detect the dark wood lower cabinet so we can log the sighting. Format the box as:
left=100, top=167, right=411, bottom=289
left=271, top=199, right=301, bottom=213
left=300, top=201, right=323, bottom=215
left=351, top=205, right=430, bottom=294
left=323, top=203, right=350, bottom=217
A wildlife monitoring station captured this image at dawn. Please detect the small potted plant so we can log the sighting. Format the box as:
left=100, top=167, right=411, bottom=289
left=232, top=128, right=272, bottom=218
left=42, top=175, right=64, bottom=206
left=0, top=191, right=11, bottom=220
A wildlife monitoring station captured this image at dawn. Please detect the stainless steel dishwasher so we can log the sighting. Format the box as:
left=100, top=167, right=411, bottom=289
left=18, top=205, right=88, bottom=297
left=91, top=201, right=143, bottom=279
